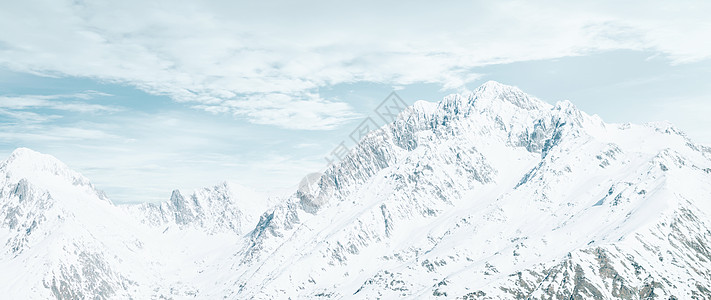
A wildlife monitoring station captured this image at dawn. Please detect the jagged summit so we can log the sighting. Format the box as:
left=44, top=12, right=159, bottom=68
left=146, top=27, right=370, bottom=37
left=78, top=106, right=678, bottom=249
left=297, top=82, right=600, bottom=215
left=407, top=81, right=553, bottom=129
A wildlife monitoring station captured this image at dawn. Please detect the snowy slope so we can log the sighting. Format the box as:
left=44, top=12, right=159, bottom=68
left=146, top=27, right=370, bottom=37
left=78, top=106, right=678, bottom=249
left=1, top=81, right=711, bottom=299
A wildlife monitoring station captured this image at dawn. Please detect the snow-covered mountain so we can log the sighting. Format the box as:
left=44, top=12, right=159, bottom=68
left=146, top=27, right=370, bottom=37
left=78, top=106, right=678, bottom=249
left=2, top=81, right=710, bottom=299
left=0, top=149, right=256, bottom=298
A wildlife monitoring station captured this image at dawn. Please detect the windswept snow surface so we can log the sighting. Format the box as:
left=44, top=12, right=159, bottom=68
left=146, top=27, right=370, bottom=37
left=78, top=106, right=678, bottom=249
left=1, top=81, right=711, bottom=299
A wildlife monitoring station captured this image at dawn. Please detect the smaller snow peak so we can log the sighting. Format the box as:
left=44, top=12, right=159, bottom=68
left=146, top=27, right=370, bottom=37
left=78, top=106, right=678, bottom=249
left=437, top=94, right=467, bottom=115
left=212, top=181, right=236, bottom=194
left=217, top=180, right=230, bottom=189
left=645, top=121, right=686, bottom=137
left=410, top=100, right=437, bottom=115
left=167, top=189, right=199, bottom=226
left=553, top=100, right=581, bottom=117
left=550, top=100, right=595, bottom=131
left=12, top=178, right=31, bottom=202
left=170, top=189, right=185, bottom=207
left=555, top=99, right=575, bottom=109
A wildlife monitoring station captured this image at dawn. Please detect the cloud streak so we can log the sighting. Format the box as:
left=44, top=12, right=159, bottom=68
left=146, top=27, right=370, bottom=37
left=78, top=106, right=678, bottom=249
left=0, top=91, right=118, bottom=114
left=0, top=0, right=709, bottom=129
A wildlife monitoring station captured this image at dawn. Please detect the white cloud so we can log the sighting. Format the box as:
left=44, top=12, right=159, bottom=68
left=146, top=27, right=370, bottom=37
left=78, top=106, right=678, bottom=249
left=0, top=126, right=122, bottom=142
left=0, top=109, right=60, bottom=124
left=196, top=93, right=360, bottom=130
left=0, top=91, right=119, bottom=113
left=0, top=0, right=709, bottom=129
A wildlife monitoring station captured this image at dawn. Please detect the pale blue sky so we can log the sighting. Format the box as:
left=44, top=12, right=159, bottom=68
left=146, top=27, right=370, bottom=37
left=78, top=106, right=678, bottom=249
left=0, top=1, right=709, bottom=203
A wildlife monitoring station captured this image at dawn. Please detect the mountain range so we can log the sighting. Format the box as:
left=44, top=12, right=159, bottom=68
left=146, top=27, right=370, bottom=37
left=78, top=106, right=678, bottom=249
left=1, top=81, right=710, bottom=299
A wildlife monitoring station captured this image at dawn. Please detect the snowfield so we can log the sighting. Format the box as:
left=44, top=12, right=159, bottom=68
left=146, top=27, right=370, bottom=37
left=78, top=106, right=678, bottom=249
left=1, top=81, right=710, bottom=299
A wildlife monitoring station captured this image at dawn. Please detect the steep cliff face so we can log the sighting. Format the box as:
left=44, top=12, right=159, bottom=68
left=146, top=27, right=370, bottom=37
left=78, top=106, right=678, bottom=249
left=1, top=82, right=710, bottom=299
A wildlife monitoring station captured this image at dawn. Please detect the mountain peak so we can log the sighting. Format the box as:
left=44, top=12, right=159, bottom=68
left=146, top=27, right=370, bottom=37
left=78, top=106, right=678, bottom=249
left=2, top=148, right=72, bottom=177
left=8, top=147, right=54, bottom=161
left=1, top=147, right=110, bottom=203
left=10, top=147, right=39, bottom=156
left=472, top=81, right=549, bottom=111
left=478, top=80, right=510, bottom=89
left=474, top=80, right=522, bottom=96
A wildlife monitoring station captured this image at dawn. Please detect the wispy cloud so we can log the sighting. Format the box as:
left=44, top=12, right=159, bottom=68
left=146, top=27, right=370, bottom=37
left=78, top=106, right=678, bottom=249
left=0, top=1, right=708, bottom=129
left=0, top=109, right=61, bottom=124
left=194, top=93, right=360, bottom=130
left=0, top=90, right=119, bottom=114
